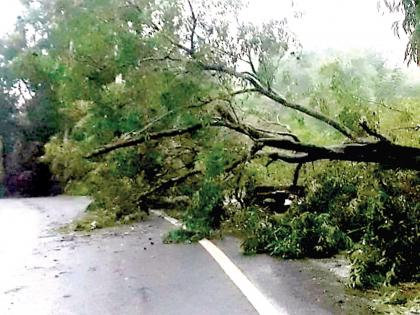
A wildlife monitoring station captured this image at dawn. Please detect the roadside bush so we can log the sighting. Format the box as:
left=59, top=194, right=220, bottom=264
left=349, top=169, right=419, bottom=288
left=235, top=207, right=273, bottom=254
left=267, top=212, right=351, bottom=258
left=297, top=162, right=368, bottom=239
left=164, top=180, right=224, bottom=243
left=241, top=209, right=351, bottom=258
left=289, top=162, right=419, bottom=288
left=237, top=161, right=418, bottom=289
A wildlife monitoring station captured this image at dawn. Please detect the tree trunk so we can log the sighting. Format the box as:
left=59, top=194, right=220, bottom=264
left=0, top=137, right=4, bottom=188
left=264, top=141, right=420, bottom=170
left=86, top=119, right=420, bottom=170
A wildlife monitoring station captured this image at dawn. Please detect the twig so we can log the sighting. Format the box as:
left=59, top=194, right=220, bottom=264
left=252, top=127, right=300, bottom=142
left=258, top=115, right=291, bottom=132
left=390, top=124, right=420, bottom=131
left=359, top=120, right=390, bottom=143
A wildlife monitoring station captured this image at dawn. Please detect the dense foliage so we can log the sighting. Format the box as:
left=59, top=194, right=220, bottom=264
left=237, top=162, right=419, bottom=288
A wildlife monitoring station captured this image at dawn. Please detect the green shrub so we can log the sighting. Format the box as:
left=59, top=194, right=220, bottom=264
left=349, top=169, right=419, bottom=288
left=349, top=244, right=390, bottom=288
left=268, top=212, right=351, bottom=258
left=235, top=207, right=273, bottom=254
left=295, top=162, right=419, bottom=288
left=164, top=179, right=224, bottom=243
left=297, top=162, right=368, bottom=239
left=237, top=162, right=418, bottom=289
left=242, top=209, right=351, bottom=258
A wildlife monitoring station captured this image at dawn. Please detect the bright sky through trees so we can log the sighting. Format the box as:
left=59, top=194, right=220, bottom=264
left=0, top=1, right=24, bottom=35
left=244, top=0, right=407, bottom=65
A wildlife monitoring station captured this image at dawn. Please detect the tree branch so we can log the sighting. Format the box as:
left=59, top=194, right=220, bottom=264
left=138, top=169, right=201, bottom=203
left=129, top=4, right=354, bottom=140
left=257, top=114, right=291, bottom=132
left=390, top=124, right=420, bottom=131
left=200, top=63, right=355, bottom=140
left=139, top=53, right=181, bottom=64
left=122, top=111, right=174, bottom=139
left=86, top=116, right=420, bottom=170
left=231, top=88, right=259, bottom=96
left=359, top=120, right=390, bottom=142
left=86, top=123, right=205, bottom=159
left=252, top=127, right=300, bottom=142
left=224, top=143, right=264, bottom=175
left=292, top=163, right=303, bottom=186
left=263, top=141, right=420, bottom=169
left=247, top=49, right=258, bottom=76
left=187, top=0, right=198, bottom=53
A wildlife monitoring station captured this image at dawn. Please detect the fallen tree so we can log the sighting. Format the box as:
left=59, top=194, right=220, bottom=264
left=82, top=0, right=419, bottom=173
left=87, top=117, right=420, bottom=170
left=5, top=0, right=419, bottom=290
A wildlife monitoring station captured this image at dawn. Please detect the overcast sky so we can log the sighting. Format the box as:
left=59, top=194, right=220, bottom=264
left=0, top=0, right=416, bottom=71
left=0, top=0, right=24, bottom=35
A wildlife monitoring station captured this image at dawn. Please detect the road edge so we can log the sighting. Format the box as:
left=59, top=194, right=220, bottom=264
left=150, top=210, right=287, bottom=315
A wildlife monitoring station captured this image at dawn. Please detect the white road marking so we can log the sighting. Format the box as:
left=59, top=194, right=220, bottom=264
left=151, top=210, right=288, bottom=315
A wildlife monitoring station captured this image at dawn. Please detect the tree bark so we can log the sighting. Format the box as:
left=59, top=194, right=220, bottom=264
left=86, top=118, right=420, bottom=170
left=264, top=141, right=420, bottom=170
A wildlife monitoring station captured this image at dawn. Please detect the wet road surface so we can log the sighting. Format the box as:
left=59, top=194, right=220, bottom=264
left=0, top=197, right=370, bottom=315
left=0, top=197, right=256, bottom=315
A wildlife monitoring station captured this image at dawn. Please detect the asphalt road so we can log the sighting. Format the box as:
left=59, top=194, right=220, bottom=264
left=0, top=197, right=370, bottom=315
